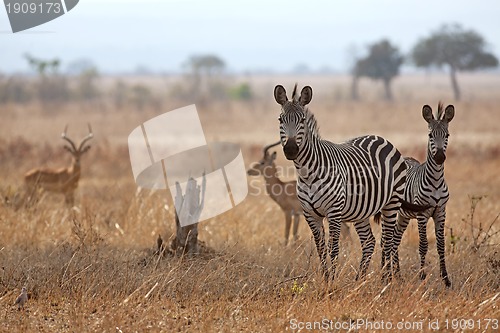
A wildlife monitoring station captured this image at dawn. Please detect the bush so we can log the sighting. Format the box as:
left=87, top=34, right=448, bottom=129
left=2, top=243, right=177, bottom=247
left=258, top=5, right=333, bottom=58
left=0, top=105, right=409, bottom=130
left=229, top=83, right=253, bottom=101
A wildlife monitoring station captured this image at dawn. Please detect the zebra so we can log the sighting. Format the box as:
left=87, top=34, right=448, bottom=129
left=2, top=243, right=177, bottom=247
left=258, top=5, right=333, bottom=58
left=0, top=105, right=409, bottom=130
left=274, top=84, right=408, bottom=280
left=392, top=103, right=454, bottom=287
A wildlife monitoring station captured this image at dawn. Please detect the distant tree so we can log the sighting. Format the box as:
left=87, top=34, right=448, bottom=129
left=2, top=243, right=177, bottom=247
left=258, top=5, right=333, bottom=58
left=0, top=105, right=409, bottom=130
left=353, top=39, right=403, bottom=101
left=184, top=54, right=225, bottom=77
left=24, top=53, right=68, bottom=103
left=25, top=53, right=60, bottom=76
left=412, top=24, right=498, bottom=100
left=183, top=54, right=226, bottom=101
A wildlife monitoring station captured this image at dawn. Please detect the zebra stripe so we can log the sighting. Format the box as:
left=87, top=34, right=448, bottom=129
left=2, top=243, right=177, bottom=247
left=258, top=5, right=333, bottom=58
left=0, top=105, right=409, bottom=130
left=393, top=103, right=454, bottom=287
left=274, top=84, right=407, bottom=280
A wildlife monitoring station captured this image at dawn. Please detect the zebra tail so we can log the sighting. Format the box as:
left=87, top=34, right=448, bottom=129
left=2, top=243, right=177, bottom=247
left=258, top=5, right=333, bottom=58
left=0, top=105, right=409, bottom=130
left=373, top=212, right=382, bottom=224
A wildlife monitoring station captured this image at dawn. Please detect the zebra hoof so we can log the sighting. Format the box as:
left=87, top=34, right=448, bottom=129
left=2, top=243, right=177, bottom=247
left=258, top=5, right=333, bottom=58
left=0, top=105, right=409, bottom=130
left=382, top=271, right=393, bottom=283
left=419, top=270, right=427, bottom=280
left=443, top=277, right=452, bottom=288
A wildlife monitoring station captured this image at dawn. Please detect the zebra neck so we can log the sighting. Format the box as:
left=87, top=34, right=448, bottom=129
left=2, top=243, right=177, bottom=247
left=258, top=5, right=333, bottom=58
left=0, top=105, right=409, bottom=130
left=425, top=148, right=445, bottom=182
left=293, top=135, right=324, bottom=179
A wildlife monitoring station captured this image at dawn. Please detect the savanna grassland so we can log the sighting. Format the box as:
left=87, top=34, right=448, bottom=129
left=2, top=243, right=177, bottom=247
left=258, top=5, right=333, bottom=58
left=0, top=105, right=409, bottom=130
left=0, top=74, right=499, bottom=332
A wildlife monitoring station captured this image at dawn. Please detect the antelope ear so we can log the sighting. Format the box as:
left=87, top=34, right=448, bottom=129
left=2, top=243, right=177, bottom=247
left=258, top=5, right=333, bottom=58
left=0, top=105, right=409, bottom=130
left=299, top=86, right=313, bottom=106
left=274, top=85, right=288, bottom=105
left=443, top=105, right=455, bottom=123
left=271, top=151, right=277, bottom=160
left=422, top=105, right=434, bottom=123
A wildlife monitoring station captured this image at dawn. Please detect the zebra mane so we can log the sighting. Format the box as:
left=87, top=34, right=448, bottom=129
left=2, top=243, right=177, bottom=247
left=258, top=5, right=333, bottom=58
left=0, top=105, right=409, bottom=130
left=291, top=83, right=299, bottom=102
left=437, top=101, right=444, bottom=120
left=304, top=107, right=321, bottom=140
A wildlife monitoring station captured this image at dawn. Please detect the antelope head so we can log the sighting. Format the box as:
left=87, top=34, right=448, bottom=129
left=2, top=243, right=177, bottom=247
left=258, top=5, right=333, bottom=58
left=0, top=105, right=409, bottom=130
left=61, top=124, right=94, bottom=165
left=247, top=141, right=281, bottom=176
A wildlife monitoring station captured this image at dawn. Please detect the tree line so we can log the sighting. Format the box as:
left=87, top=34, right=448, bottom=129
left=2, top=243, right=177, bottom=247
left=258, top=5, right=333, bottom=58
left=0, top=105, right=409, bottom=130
left=0, top=23, right=497, bottom=105
left=351, top=24, right=498, bottom=101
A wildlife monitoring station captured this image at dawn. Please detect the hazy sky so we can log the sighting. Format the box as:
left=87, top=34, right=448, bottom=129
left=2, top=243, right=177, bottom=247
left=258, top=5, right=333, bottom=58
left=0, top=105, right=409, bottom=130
left=2, top=0, right=500, bottom=73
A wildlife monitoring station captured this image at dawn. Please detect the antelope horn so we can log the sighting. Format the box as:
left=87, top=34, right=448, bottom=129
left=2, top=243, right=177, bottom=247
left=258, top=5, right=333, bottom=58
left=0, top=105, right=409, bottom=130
left=61, top=125, right=78, bottom=152
left=262, top=141, right=281, bottom=155
left=78, top=123, right=94, bottom=151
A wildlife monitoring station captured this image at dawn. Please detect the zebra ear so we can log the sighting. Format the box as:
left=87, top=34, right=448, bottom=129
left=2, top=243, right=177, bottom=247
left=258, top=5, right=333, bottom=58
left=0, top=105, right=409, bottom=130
left=422, top=105, right=434, bottom=123
left=443, top=105, right=455, bottom=123
left=299, top=86, right=313, bottom=106
left=274, top=85, right=288, bottom=105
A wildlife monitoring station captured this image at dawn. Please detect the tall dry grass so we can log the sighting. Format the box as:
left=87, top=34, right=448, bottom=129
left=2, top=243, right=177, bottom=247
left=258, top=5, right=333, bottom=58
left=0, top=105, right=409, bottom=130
left=0, top=74, right=499, bottom=332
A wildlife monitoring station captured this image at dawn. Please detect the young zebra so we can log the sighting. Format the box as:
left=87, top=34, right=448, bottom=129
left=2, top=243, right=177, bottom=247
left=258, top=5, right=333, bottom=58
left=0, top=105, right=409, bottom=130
left=274, top=84, right=407, bottom=280
left=392, top=103, right=454, bottom=287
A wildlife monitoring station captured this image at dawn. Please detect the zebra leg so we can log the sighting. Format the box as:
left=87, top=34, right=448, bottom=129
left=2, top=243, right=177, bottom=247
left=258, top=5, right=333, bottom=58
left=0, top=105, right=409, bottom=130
left=393, top=214, right=410, bottom=275
left=292, top=213, right=300, bottom=244
left=433, top=207, right=451, bottom=287
left=380, top=231, right=386, bottom=269
left=380, top=200, right=400, bottom=279
left=304, top=212, right=328, bottom=280
left=354, top=218, right=375, bottom=280
left=284, top=211, right=292, bottom=246
left=417, top=215, right=429, bottom=280
left=326, top=213, right=342, bottom=281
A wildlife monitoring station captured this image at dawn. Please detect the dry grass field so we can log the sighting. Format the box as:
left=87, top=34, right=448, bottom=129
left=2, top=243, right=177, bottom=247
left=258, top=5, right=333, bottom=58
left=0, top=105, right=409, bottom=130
left=0, top=74, right=499, bottom=332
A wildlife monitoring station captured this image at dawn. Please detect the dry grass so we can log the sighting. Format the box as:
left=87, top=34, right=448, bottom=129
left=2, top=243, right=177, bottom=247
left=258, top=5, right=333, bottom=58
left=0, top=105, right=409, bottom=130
left=0, top=74, right=499, bottom=332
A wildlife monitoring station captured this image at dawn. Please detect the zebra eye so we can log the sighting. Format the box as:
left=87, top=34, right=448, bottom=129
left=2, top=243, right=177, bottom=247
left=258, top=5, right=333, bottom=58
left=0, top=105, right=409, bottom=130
left=278, top=115, right=283, bottom=123
left=428, top=133, right=433, bottom=138
left=446, top=133, right=450, bottom=138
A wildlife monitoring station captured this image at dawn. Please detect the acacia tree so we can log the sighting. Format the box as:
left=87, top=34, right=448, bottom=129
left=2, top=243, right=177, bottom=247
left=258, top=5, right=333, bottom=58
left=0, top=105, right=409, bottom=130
left=353, top=39, right=403, bottom=101
left=412, top=24, right=498, bottom=100
left=25, top=53, right=68, bottom=103
left=184, top=54, right=225, bottom=77
left=183, top=54, right=226, bottom=101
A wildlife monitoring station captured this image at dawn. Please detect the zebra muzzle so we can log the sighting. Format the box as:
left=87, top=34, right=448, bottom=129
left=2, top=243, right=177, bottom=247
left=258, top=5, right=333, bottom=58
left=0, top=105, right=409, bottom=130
left=433, top=149, right=446, bottom=164
left=283, top=138, right=299, bottom=160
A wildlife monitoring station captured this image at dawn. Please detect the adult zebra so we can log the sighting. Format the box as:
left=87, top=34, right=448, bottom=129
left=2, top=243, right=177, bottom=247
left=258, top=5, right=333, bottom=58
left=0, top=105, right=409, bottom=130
left=392, top=103, right=454, bottom=287
left=274, top=84, right=407, bottom=280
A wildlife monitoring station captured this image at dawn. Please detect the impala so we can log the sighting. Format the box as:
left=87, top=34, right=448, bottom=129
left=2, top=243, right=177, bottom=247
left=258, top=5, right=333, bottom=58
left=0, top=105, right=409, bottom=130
left=24, top=124, right=93, bottom=206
